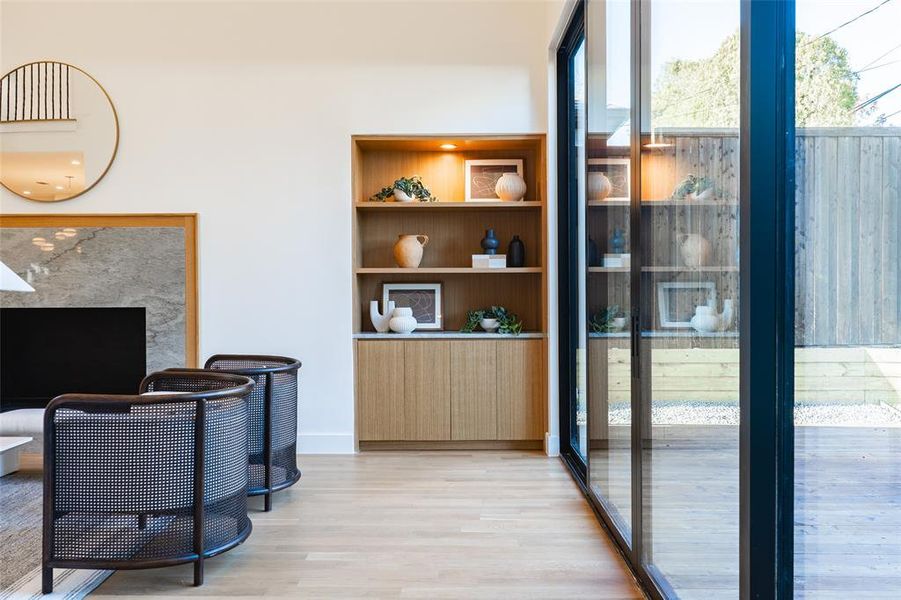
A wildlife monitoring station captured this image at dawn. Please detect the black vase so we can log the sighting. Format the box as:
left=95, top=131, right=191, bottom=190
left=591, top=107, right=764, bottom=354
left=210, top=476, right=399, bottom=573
left=481, top=228, right=500, bottom=255
left=508, top=235, right=525, bottom=267
left=588, top=237, right=599, bottom=267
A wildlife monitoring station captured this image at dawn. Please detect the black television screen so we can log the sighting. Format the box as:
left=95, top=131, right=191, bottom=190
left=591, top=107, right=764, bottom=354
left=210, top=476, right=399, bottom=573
left=0, top=307, right=147, bottom=411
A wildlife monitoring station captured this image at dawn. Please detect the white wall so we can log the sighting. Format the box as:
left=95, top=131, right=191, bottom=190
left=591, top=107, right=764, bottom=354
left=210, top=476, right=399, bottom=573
left=1, top=1, right=557, bottom=453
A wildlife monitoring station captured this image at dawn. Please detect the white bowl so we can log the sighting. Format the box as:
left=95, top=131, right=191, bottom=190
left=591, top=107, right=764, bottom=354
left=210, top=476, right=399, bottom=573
left=480, top=318, right=500, bottom=333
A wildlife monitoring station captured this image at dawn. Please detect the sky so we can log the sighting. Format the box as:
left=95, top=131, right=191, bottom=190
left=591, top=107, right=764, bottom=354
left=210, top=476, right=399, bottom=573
left=599, top=0, right=901, bottom=126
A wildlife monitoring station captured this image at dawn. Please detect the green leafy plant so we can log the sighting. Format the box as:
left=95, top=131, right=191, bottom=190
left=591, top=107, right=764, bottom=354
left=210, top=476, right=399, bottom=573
left=369, top=175, right=438, bottom=202
left=589, top=305, right=628, bottom=333
left=672, top=174, right=715, bottom=200
left=460, top=305, right=523, bottom=335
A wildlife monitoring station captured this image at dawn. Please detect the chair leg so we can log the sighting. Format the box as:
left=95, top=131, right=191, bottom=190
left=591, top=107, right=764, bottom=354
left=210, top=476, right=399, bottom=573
left=42, top=567, right=53, bottom=594
left=264, top=492, right=272, bottom=512
left=193, top=560, right=204, bottom=586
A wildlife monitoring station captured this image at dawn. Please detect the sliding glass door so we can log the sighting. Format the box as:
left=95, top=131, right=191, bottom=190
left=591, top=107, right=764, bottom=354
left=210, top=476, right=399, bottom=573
left=793, top=1, right=901, bottom=597
left=558, top=1, right=898, bottom=597
left=638, top=1, right=741, bottom=596
left=585, top=0, right=633, bottom=543
left=558, top=4, right=588, bottom=469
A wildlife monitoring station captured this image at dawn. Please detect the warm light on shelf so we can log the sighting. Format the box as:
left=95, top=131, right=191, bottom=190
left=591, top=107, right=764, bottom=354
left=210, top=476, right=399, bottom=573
left=644, top=129, right=673, bottom=149
left=439, top=143, right=458, bottom=150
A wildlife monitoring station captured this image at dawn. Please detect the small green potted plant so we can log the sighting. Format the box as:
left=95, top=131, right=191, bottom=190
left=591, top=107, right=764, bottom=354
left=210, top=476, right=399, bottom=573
left=461, top=306, right=523, bottom=335
left=370, top=175, right=438, bottom=203
left=589, top=305, right=629, bottom=333
left=672, top=174, right=715, bottom=201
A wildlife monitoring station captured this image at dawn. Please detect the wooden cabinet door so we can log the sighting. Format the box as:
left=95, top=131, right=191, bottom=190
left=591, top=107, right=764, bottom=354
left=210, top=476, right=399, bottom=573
left=497, top=339, right=545, bottom=440
left=357, top=341, right=405, bottom=441
left=403, top=341, right=451, bottom=440
left=450, top=341, right=497, bottom=440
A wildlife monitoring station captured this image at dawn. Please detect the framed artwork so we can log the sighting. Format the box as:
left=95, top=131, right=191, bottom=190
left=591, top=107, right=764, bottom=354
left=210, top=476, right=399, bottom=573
left=588, top=158, right=630, bottom=201
left=382, top=283, right=443, bottom=330
left=657, top=281, right=716, bottom=328
left=464, top=159, right=523, bottom=202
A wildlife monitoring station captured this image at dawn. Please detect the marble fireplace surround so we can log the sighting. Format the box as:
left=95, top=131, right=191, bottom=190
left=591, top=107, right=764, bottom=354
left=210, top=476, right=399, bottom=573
left=0, top=214, right=198, bottom=372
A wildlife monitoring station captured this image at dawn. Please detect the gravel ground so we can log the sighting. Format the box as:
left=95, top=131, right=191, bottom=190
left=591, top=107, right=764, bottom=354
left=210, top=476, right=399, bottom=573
left=596, top=401, right=901, bottom=427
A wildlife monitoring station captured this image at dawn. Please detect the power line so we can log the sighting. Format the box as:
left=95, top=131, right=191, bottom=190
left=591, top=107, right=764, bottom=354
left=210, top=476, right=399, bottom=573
left=857, top=58, right=901, bottom=74
left=806, top=0, right=895, bottom=45
left=882, top=106, right=901, bottom=120
left=857, top=41, right=901, bottom=71
left=853, top=82, right=901, bottom=111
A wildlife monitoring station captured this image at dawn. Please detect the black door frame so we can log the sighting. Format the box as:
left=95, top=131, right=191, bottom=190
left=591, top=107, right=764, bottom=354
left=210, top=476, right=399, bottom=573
left=556, top=0, right=587, bottom=481
left=556, top=1, right=797, bottom=598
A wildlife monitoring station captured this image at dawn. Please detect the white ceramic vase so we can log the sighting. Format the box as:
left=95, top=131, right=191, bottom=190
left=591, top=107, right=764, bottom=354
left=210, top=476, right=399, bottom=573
left=480, top=317, right=500, bottom=333
left=678, top=233, right=712, bottom=267
left=393, top=188, right=415, bottom=202
left=369, top=299, right=396, bottom=333
left=587, top=172, right=612, bottom=201
left=494, top=173, right=527, bottom=202
left=389, top=307, right=417, bottom=334
left=690, top=305, right=720, bottom=333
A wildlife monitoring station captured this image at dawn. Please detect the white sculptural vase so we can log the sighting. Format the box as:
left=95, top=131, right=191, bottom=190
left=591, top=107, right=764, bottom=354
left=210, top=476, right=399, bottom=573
left=494, top=173, right=527, bottom=202
left=370, top=299, right=396, bottom=333
left=389, top=306, right=417, bottom=334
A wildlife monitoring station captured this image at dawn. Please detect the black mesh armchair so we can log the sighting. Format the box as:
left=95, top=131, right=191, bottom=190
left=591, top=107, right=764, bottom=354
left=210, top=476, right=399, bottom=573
left=42, top=371, right=255, bottom=593
left=203, top=355, right=301, bottom=511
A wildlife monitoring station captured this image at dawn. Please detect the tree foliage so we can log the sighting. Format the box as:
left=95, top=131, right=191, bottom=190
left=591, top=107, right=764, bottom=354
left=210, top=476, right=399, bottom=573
left=651, top=32, right=859, bottom=128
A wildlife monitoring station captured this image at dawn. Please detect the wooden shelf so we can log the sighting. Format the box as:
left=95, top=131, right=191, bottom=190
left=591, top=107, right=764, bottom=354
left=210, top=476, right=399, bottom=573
left=588, top=199, right=738, bottom=208
left=589, top=266, right=738, bottom=273
left=642, top=265, right=738, bottom=273
left=590, top=331, right=739, bottom=339
left=354, top=332, right=545, bottom=340
left=355, top=201, right=542, bottom=211
left=356, top=267, right=542, bottom=275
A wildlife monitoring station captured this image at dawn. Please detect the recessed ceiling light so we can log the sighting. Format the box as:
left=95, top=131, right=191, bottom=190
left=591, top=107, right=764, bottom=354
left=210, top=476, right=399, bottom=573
left=54, top=185, right=64, bottom=190
left=23, top=190, right=32, bottom=195
left=71, top=159, right=81, bottom=165
left=439, top=143, right=457, bottom=150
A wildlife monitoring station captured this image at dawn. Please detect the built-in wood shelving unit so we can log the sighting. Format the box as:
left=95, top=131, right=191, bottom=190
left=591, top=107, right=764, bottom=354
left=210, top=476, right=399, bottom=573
left=351, top=134, right=548, bottom=449
left=356, top=267, right=543, bottom=275
left=355, top=201, right=542, bottom=211
left=351, top=134, right=547, bottom=334
left=588, top=199, right=739, bottom=208
left=588, top=266, right=738, bottom=273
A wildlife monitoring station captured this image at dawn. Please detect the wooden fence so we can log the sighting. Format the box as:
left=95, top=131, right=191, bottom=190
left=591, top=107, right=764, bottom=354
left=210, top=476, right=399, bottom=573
left=644, top=128, right=901, bottom=347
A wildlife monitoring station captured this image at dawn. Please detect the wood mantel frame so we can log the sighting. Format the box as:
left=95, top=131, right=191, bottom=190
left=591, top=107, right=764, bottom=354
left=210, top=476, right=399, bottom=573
left=0, top=213, right=199, bottom=367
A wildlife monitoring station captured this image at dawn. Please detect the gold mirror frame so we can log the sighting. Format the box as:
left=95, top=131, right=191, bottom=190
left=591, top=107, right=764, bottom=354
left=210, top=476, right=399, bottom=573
left=0, top=61, right=119, bottom=202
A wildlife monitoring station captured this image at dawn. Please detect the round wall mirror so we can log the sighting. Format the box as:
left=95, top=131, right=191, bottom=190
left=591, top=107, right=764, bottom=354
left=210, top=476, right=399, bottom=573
left=0, top=62, right=119, bottom=202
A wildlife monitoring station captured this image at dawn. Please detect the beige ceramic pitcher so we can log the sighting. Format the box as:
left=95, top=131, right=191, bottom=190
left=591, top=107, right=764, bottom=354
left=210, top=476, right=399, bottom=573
left=393, top=234, right=429, bottom=268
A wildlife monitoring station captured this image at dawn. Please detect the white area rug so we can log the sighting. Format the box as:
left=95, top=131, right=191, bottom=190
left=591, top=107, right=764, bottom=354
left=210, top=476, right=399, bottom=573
left=0, top=567, right=111, bottom=600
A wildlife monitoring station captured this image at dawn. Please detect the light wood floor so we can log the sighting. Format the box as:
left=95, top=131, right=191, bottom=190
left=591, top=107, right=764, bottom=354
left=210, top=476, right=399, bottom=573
left=92, top=451, right=644, bottom=599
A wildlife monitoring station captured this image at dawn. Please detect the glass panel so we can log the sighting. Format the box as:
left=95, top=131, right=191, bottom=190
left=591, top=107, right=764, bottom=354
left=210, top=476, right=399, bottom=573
left=586, top=0, right=633, bottom=541
left=794, top=1, right=901, bottom=597
left=639, top=0, right=741, bottom=596
left=571, top=37, right=589, bottom=460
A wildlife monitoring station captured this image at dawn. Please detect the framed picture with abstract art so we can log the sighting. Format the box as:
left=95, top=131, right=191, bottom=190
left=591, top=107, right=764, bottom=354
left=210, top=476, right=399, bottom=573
left=464, top=159, right=523, bottom=202
left=382, top=283, right=443, bottom=330
left=657, top=281, right=716, bottom=328
left=588, top=158, right=630, bottom=202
